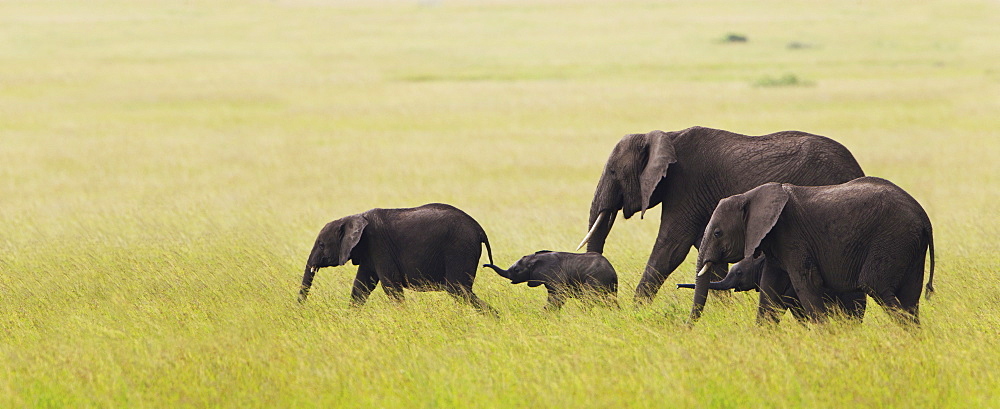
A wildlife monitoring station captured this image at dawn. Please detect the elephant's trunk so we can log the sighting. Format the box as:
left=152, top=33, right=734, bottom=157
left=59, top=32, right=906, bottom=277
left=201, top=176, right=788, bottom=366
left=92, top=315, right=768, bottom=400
left=581, top=210, right=617, bottom=253
left=708, top=269, right=740, bottom=291
left=583, top=175, right=624, bottom=254
left=678, top=277, right=735, bottom=290
left=299, top=242, right=322, bottom=303
left=483, top=263, right=510, bottom=279
left=299, top=265, right=317, bottom=303
left=688, top=262, right=713, bottom=323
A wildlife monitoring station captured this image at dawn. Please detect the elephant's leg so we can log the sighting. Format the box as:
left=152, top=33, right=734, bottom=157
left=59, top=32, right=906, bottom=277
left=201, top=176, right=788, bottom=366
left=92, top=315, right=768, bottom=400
left=859, top=249, right=918, bottom=326
left=381, top=279, right=405, bottom=304
left=608, top=295, right=621, bottom=310
left=869, top=289, right=918, bottom=326
left=784, top=259, right=827, bottom=323
left=600, top=290, right=621, bottom=309
left=757, top=293, right=783, bottom=325
left=545, top=290, right=566, bottom=311
left=788, top=287, right=826, bottom=322
left=635, top=232, right=696, bottom=305
left=446, top=285, right=498, bottom=317
left=368, top=250, right=405, bottom=304
left=350, top=264, right=380, bottom=307
left=443, top=255, right=498, bottom=316
left=469, top=293, right=499, bottom=317
left=894, top=255, right=927, bottom=322
left=757, top=267, right=791, bottom=324
left=834, top=291, right=867, bottom=322
left=782, top=290, right=809, bottom=323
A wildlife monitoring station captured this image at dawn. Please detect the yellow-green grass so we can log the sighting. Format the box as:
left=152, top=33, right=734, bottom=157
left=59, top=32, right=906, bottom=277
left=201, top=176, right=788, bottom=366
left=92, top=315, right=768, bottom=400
left=2, top=0, right=998, bottom=407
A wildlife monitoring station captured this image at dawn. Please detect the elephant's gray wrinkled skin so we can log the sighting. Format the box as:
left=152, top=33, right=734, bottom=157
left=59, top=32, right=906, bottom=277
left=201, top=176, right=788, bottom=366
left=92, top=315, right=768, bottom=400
left=580, top=127, right=865, bottom=306
left=299, top=203, right=497, bottom=315
left=678, top=254, right=867, bottom=322
left=690, top=177, right=935, bottom=325
left=483, top=251, right=618, bottom=311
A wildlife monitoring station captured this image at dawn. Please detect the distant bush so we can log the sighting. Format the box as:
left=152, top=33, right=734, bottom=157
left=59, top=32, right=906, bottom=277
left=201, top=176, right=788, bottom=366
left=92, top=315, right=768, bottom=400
left=753, top=73, right=815, bottom=87
left=722, top=33, right=748, bottom=43
left=787, top=41, right=817, bottom=50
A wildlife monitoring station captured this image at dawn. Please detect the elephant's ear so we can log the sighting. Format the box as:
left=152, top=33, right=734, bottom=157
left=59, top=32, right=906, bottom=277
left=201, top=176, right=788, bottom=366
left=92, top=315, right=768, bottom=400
left=639, top=130, right=677, bottom=218
left=526, top=256, right=552, bottom=288
left=338, top=215, right=368, bottom=266
left=743, top=183, right=789, bottom=259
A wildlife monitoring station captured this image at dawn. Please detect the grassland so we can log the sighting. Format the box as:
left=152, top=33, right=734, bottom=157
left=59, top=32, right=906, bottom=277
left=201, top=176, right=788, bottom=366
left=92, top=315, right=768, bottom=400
left=1, top=0, right=998, bottom=407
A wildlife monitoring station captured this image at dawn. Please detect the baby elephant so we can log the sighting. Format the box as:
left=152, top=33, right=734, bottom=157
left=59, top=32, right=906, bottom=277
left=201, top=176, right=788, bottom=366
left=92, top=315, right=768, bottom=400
left=678, top=255, right=867, bottom=322
left=484, top=251, right=618, bottom=311
left=299, top=203, right=497, bottom=315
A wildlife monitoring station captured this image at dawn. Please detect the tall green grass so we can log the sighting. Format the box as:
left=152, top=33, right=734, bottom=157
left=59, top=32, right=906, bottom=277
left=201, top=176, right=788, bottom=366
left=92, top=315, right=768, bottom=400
left=1, top=0, right=998, bottom=407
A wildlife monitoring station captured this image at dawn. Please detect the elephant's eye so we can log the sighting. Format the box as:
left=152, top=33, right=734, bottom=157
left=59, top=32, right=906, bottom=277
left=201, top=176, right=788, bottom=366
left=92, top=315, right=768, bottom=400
left=713, top=229, right=722, bottom=238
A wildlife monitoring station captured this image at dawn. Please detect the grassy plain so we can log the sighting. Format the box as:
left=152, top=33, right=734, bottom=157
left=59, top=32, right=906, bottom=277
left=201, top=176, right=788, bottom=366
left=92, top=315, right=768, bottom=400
left=1, top=0, right=998, bottom=407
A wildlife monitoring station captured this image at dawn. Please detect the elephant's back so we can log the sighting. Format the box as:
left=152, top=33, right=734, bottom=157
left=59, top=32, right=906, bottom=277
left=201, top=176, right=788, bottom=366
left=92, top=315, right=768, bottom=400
left=372, top=204, right=485, bottom=259
left=579, top=253, right=618, bottom=285
left=751, top=131, right=864, bottom=186
left=795, top=134, right=865, bottom=182
left=790, top=177, right=931, bottom=249
left=387, top=203, right=486, bottom=235
left=796, top=177, right=922, bottom=212
left=678, top=127, right=865, bottom=188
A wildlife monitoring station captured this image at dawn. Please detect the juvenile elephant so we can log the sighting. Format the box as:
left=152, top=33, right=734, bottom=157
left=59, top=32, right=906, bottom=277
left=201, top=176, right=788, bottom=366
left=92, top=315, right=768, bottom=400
left=577, top=127, right=864, bottom=306
left=299, top=203, right=497, bottom=315
left=690, top=177, right=935, bottom=325
left=483, top=251, right=618, bottom=311
left=678, top=255, right=867, bottom=322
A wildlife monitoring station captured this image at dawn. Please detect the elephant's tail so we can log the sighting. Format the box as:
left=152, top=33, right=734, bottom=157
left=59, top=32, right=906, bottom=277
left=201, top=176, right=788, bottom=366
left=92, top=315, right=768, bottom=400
left=924, top=226, right=935, bottom=300
left=481, top=232, right=495, bottom=266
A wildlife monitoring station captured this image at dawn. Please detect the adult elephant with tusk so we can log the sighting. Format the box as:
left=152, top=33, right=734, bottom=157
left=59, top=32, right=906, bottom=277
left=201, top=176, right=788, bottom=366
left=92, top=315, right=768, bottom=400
left=578, top=126, right=865, bottom=306
left=299, top=203, right=498, bottom=316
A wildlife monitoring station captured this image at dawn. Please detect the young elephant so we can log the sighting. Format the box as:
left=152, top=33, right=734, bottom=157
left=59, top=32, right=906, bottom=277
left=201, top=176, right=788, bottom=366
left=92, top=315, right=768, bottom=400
left=678, top=255, right=867, bottom=322
left=483, top=251, right=618, bottom=311
left=690, top=177, right=935, bottom=325
left=299, top=203, right=497, bottom=315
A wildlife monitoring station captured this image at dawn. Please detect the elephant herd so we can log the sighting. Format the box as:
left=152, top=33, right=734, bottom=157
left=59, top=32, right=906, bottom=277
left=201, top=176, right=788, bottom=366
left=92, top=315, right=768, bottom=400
left=299, top=126, right=936, bottom=326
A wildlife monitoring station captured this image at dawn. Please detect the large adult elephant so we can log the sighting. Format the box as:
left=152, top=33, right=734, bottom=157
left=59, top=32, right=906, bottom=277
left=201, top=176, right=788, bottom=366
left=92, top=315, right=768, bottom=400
left=578, top=127, right=865, bottom=305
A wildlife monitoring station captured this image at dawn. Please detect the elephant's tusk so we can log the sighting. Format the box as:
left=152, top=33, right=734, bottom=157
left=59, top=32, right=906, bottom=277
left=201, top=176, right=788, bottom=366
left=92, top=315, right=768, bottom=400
left=696, top=262, right=714, bottom=277
left=576, top=211, right=607, bottom=251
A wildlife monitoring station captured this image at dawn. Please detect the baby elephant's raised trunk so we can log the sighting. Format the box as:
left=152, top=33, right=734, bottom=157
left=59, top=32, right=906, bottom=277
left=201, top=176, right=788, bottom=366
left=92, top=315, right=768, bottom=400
left=482, top=263, right=509, bottom=279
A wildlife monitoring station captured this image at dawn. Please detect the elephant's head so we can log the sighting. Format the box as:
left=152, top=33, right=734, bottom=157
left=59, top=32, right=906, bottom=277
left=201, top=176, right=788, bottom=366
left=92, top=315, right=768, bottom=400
left=579, top=130, right=678, bottom=252
left=483, top=251, right=552, bottom=288
left=690, top=183, right=788, bottom=322
left=713, top=255, right=766, bottom=292
left=299, top=214, right=369, bottom=302
left=678, top=255, right=765, bottom=292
